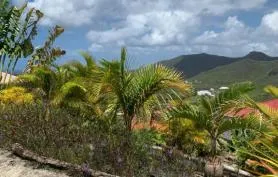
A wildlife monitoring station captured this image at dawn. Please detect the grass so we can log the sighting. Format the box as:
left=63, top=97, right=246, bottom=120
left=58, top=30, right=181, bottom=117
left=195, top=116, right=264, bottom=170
left=189, top=59, right=278, bottom=100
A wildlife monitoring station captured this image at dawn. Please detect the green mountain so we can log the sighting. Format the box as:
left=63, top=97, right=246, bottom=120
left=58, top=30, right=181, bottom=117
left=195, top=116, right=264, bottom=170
left=160, top=53, right=239, bottom=78
left=161, top=51, right=278, bottom=100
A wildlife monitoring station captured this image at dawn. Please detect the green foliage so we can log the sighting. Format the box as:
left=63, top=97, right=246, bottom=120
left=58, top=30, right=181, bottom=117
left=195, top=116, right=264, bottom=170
left=0, top=103, right=198, bottom=176
left=62, top=51, right=97, bottom=78
left=168, top=118, right=209, bottom=156
left=0, top=86, right=33, bottom=104
left=0, top=2, right=43, bottom=82
left=26, top=25, right=65, bottom=71
left=17, top=66, right=89, bottom=118
left=232, top=85, right=278, bottom=176
left=99, top=47, right=191, bottom=132
left=190, top=59, right=278, bottom=101
left=169, top=82, right=262, bottom=156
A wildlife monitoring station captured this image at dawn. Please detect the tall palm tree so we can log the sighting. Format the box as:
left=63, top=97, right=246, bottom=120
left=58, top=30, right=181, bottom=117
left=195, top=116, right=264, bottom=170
left=169, top=82, right=262, bottom=157
left=99, top=47, right=191, bottom=133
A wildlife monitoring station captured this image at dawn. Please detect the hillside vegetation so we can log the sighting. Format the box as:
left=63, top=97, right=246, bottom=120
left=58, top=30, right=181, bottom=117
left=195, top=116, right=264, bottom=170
left=161, top=51, right=278, bottom=100
left=190, top=59, right=278, bottom=100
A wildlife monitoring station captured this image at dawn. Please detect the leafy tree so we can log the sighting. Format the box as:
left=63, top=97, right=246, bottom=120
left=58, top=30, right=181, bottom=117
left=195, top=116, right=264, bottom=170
left=0, top=2, right=43, bottom=83
left=169, top=82, right=262, bottom=157
left=25, top=25, right=65, bottom=72
left=61, top=52, right=108, bottom=117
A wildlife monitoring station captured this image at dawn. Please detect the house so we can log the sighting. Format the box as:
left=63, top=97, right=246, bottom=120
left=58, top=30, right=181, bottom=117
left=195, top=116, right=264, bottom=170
left=197, top=90, right=214, bottom=96
left=219, top=86, right=229, bottom=90
left=0, top=72, right=17, bottom=84
left=229, top=99, right=278, bottom=118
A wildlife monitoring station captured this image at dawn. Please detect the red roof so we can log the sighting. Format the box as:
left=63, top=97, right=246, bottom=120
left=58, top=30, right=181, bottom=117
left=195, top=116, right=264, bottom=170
left=231, top=99, right=278, bottom=117
left=262, top=99, right=278, bottom=108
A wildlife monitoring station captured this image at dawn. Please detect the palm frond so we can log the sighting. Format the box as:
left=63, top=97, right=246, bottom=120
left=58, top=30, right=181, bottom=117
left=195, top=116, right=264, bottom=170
left=169, top=103, right=212, bottom=131
left=127, top=64, right=190, bottom=112
left=218, top=116, right=264, bottom=136
left=79, top=51, right=96, bottom=71
left=214, top=82, right=254, bottom=108
left=264, top=85, right=278, bottom=98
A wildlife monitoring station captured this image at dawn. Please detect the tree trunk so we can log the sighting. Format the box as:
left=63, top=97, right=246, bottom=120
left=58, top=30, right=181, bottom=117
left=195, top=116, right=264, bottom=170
left=12, top=143, right=119, bottom=177
left=211, top=137, right=217, bottom=157
left=204, top=158, right=223, bottom=177
left=42, top=98, right=51, bottom=120
left=122, top=113, right=134, bottom=177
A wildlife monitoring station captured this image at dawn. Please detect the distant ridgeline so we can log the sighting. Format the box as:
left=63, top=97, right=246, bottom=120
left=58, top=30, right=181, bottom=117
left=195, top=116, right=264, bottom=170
left=160, top=51, right=278, bottom=100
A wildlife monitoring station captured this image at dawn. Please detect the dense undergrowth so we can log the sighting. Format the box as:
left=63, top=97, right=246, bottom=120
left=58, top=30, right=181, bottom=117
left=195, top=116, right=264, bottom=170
left=0, top=104, right=199, bottom=176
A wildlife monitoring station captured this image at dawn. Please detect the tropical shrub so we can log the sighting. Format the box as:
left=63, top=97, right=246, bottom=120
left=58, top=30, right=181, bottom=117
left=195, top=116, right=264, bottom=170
left=234, top=85, right=278, bottom=176
left=168, top=118, right=209, bottom=156
left=0, top=86, right=33, bottom=104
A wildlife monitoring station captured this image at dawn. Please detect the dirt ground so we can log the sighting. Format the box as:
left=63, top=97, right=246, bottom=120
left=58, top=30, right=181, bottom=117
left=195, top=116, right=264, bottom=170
left=0, top=149, right=68, bottom=177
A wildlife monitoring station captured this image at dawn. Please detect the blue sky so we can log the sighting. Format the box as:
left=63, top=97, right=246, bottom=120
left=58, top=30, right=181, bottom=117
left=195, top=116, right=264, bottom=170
left=12, top=0, right=278, bottom=69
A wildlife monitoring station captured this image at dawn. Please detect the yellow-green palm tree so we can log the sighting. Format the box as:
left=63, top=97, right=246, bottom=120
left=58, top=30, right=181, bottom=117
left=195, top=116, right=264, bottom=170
left=17, top=66, right=87, bottom=119
left=99, top=47, right=190, bottom=133
left=61, top=52, right=107, bottom=117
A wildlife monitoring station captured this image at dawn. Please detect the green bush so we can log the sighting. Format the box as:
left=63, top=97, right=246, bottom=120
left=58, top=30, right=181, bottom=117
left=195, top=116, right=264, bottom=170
left=168, top=118, right=210, bottom=156
left=0, top=104, right=197, bottom=176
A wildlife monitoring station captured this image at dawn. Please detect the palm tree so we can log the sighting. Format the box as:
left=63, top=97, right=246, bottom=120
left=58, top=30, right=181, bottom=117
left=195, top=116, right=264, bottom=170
left=17, top=66, right=87, bottom=119
left=61, top=52, right=107, bottom=117
left=99, top=47, right=191, bottom=133
left=240, top=85, right=278, bottom=176
left=62, top=51, right=98, bottom=78
left=169, top=82, right=262, bottom=157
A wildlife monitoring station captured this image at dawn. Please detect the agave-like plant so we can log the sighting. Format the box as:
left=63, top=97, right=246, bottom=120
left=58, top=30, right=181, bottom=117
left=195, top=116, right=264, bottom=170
left=0, top=2, right=43, bottom=83
left=99, top=48, right=191, bottom=133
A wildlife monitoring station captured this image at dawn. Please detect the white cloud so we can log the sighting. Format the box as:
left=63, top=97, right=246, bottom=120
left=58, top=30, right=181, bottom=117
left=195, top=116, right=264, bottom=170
left=192, top=11, right=278, bottom=56
left=87, top=11, right=199, bottom=47
left=26, top=0, right=267, bottom=27
left=23, top=0, right=278, bottom=59
left=27, top=0, right=99, bottom=26
left=88, top=43, right=103, bottom=52
left=260, top=11, right=278, bottom=34
left=194, top=16, right=250, bottom=47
